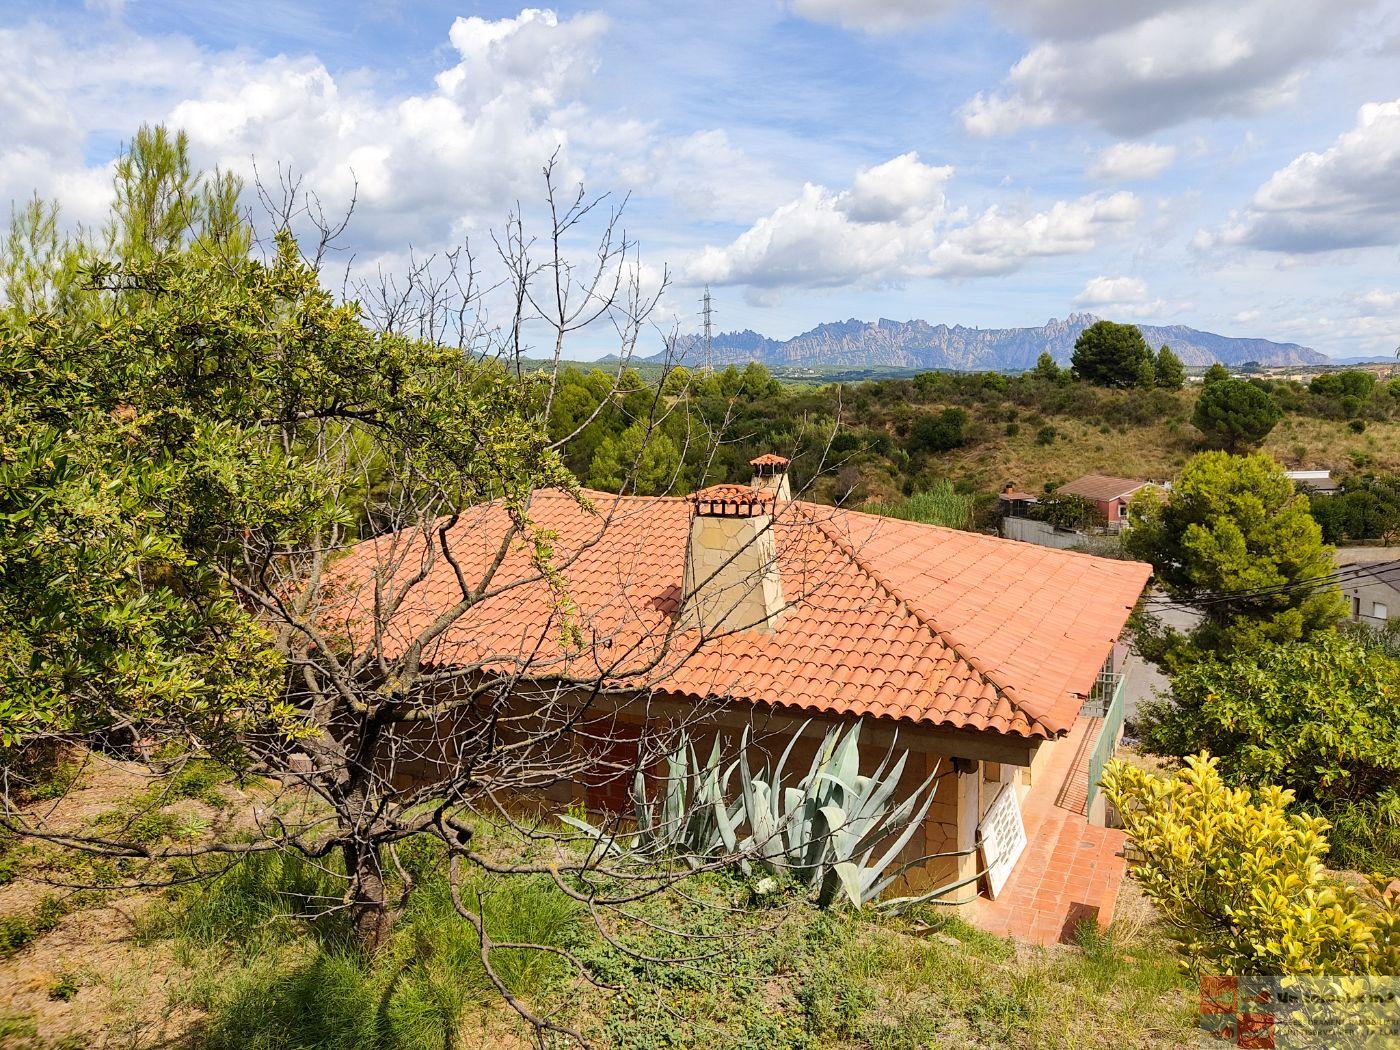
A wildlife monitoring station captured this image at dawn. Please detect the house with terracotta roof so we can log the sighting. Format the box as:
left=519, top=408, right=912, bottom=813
left=1055, top=474, right=1154, bottom=530
left=325, top=455, right=1150, bottom=944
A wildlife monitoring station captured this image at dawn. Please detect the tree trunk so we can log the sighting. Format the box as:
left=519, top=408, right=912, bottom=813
left=344, top=841, right=393, bottom=954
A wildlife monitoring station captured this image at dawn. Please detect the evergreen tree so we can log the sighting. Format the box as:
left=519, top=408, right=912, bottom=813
left=1070, top=320, right=1154, bottom=388
left=1154, top=345, right=1185, bottom=389
left=1124, top=452, right=1346, bottom=667
left=1192, top=378, right=1281, bottom=452
left=1201, top=362, right=1231, bottom=386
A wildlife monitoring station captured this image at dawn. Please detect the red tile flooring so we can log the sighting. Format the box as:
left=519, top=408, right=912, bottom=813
left=974, top=715, right=1127, bottom=945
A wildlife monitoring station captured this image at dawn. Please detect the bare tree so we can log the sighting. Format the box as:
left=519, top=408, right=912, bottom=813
left=3, top=138, right=966, bottom=1048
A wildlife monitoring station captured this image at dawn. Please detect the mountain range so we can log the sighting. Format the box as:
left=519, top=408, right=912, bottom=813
left=659, top=313, right=1325, bottom=371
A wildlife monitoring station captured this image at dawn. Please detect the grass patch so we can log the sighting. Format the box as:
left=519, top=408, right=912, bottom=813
left=151, top=843, right=584, bottom=1050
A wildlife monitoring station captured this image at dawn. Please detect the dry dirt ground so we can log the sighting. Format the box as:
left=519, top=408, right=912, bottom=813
left=0, top=755, right=254, bottom=1049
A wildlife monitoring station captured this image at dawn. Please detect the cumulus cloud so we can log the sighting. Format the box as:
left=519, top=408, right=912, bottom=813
left=1087, top=142, right=1176, bottom=181
left=1204, top=99, right=1400, bottom=253
left=687, top=155, right=1139, bottom=288
left=163, top=10, right=610, bottom=249
left=1073, top=275, right=1168, bottom=315
left=0, top=9, right=771, bottom=266
left=962, top=0, right=1375, bottom=137
left=788, top=0, right=958, bottom=31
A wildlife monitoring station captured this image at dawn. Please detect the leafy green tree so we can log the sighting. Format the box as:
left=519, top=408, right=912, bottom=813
left=1070, top=320, right=1154, bottom=388
left=1033, top=492, right=1099, bottom=530
left=1191, top=378, right=1281, bottom=452
left=738, top=361, right=781, bottom=399
left=909, top=407, right=968, bottom=453
left=1102, top=755, right=1400, bottom=976
left=1309, top=474, right=1400, bottom=544
left=1201, top=362, right=1231, bottom=386
left=1031, top=351, right=1066, bottom=385
left=1311, top=370, right=1377, bottom=401
left=587, top=423, right=680, bottom=494
left=1124, top=452, right=1346, bottom=666
left=1154, top=345, right=1185, bottom=390
left=1138, top=635, right=1400, bottom=810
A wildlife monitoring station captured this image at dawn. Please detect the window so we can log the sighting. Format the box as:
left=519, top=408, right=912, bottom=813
left=1353, top=596, right=1362, bottom=618
left=1373, top=602, right=1390, bottom=620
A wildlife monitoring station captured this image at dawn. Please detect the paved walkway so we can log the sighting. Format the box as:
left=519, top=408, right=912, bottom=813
left=974, top=715, right=1127, bottom=945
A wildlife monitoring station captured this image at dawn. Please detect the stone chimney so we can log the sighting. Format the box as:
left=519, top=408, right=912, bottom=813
left=681, top=484, right=785, bottom=634
left=748, top=453, right=791, bottom=500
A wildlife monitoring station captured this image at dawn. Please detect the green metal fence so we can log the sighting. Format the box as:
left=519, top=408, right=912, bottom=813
left=1085, top=671, right=1127, bottom=810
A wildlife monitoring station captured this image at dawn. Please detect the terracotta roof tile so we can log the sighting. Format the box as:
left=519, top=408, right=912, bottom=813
left=323, top=489, right=1150, bottom=740
left=1056, top=474, right=1151, bottom=502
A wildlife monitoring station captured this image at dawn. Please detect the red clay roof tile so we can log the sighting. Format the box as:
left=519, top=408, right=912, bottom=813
left=323, top=489, right=1150, bottom=740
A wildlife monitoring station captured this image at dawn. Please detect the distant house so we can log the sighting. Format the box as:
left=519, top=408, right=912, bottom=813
left=326, top=455, right=1151, bottom=944
left=1055, top=474, right=1152, bottom=530
left=997, top=483, right=1037, bottom=519
left=1336, top=548, right=1400, bottom=626
left=1285, top=469, right=1339, bottom=494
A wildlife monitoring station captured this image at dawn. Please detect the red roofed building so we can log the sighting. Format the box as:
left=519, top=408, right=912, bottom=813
left=1055, top=474, right=1153, bottom=530
left=325, top=454, right=1150, bottom=943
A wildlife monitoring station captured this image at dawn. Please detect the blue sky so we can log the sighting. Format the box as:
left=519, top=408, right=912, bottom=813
left=3, top=0, right=1399, bottom=358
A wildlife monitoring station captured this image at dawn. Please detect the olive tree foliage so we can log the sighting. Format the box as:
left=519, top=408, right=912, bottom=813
left=1191, top=377, right=1281, bottom=452
left=1070, top=320, right=1155, bottom=389
left=0, top=126, right=861, bottom=1042
left=1124, top=452, right=1345, bottom=669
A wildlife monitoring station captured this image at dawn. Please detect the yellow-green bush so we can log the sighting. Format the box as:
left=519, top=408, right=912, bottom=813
left=1102, top=754, right=1400, bottom=976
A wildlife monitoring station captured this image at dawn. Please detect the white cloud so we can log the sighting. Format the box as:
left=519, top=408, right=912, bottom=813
left=163, top=10, right=610, bottom=250
left=788, top=0, right=958, bottom=31
left=839, top=152, right=954, bottom=223
left=1074, top=276, right=1149, bottom=306
left=1350, top=289, right=1400, bottom=315
left=1206, top=99, right=1400, bottom=253
left=614, top=129, right=798, bottom=225
left=962, top=0, right=1375, bottom=137
left=1073, top=274, right=1169, bottom=315
left=687, top=156, right=1139, bottom=288
left=1087, top=142, right=1176, bottom=181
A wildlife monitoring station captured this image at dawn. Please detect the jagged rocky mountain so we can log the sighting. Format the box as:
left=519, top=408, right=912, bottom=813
left=661, top=313, right=1324, bottom=371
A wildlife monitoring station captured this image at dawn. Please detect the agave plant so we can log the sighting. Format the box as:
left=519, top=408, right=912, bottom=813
left=736, top=721, right=941, bottom=909
left=562, top=720, right=946, bottom=909
left=561, top=733, right=745, bottom=869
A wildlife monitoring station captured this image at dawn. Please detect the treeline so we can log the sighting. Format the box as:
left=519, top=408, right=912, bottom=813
left=547, top=340, right=1400, bottom=521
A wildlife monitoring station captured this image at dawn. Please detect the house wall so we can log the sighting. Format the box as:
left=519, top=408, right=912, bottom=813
left=385, top=683, right=1050, bottom=913
left=1340, top=575, right=1400, bottom=626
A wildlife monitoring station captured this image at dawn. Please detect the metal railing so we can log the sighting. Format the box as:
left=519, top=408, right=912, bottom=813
left=1080, top=658, right=1121, bottom=718
left=1085, top=671, right=1127, bottom=810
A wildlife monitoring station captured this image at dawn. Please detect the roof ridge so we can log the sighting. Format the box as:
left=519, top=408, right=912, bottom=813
left=798, top=505, right=1063, bottom=737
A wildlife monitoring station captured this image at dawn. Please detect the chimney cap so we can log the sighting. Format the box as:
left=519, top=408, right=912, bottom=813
left=748, top=453, right=790, bottom=475
left=687, top=483, right=776, bottom=517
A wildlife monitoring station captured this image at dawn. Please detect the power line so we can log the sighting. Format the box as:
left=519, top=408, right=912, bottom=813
left=1139, top=559, right=1398, bottom=608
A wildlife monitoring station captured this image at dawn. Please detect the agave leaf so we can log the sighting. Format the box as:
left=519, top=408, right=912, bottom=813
left=861, top=779, right=942, bottom=900
left=831, top=722, right=862, bottom=792
left=831, top=860, right=865, bottom=908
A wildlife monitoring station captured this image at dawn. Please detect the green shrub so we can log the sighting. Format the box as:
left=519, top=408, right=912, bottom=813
left=1035, top=424, right=1057, bottom=445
